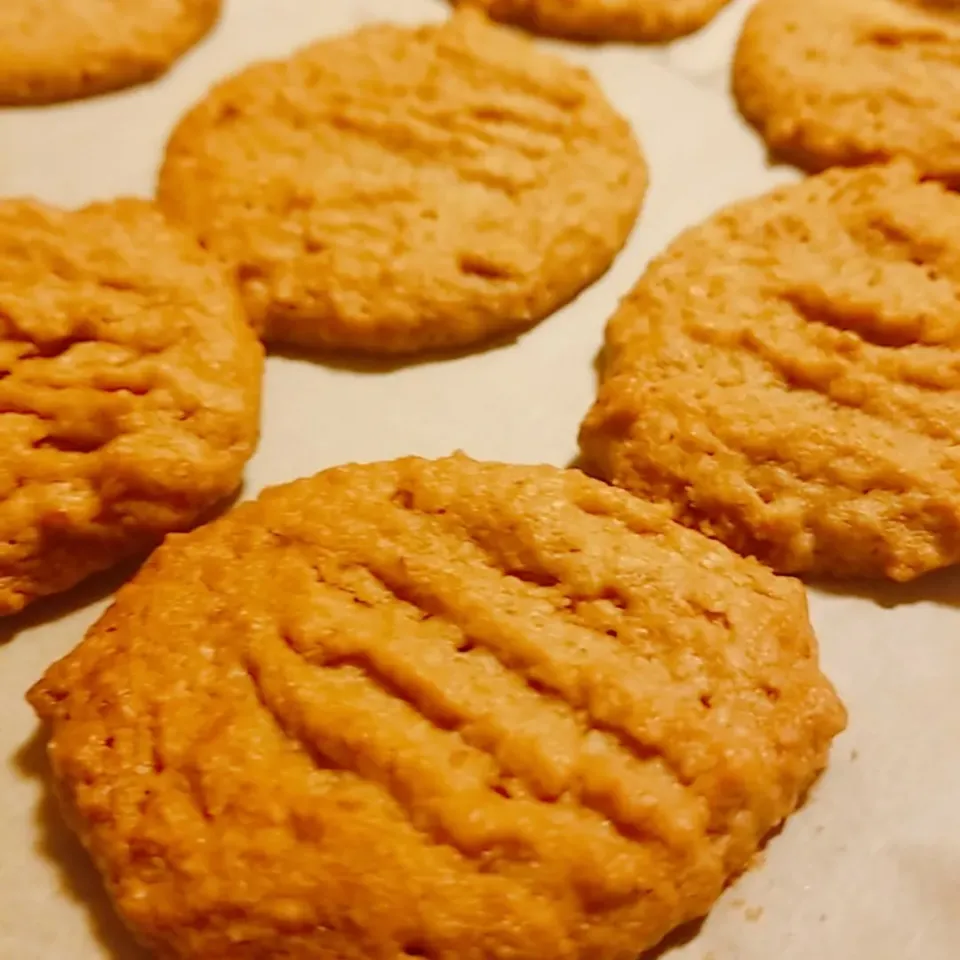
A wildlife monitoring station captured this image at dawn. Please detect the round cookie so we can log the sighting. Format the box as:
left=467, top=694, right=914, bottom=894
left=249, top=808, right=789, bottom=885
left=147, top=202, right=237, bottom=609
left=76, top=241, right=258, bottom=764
left=580, top=161, right=960, bottom=581
left=733, top=0, right=960, bottom=185
left=0, top=197, right=262, bottom=615
left=0, top=0, right=221, bottom=106
left=451, top=0, right=735, bottom=42
left=157, top=10, right=646, bottom=355
left=28, top=454, right=845, bottom=960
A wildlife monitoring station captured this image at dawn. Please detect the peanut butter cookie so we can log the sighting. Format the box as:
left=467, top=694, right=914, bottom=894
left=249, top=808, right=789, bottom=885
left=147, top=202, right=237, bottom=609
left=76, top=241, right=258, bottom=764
left=580, top=162, right=960, bottom=580
left=451, top=0, right=734, bottom=42
left=0, top=197, right=262, bottom=615
left=28, top=454, right=845, bottom=960
left=157, top=11, right=646, bottom=355
left=0, top=0, right=221, bottom=106
left=733, top=0, right=960, bottom=185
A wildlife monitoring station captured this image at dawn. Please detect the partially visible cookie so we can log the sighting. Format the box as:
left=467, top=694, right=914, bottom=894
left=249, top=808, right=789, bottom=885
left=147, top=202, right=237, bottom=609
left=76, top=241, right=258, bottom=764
left=0, top=0, right=221, bottom=106
left=0, top=197, right=262, bottom=615
left=733, top=0, right=960, bottom=184
left=157, top=10, right=646, bottom=355
left=28, top=453, right=845, bottom=960
left=451, top=0, right=734, bottom=42
left=580, top=162, right=960, bottom=581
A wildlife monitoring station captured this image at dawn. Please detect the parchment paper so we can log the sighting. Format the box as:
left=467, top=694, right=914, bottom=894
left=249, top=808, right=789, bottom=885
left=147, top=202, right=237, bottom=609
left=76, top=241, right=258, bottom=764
left=1, top=2, right=958, bottom=958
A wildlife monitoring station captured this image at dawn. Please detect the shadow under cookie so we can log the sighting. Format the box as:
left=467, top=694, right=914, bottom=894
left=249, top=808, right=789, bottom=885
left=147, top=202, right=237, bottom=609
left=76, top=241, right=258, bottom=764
left=0, top=557, right=146, bottom=649
left=809, top=564, right=960, bottom=611
left=14, top=730, right=149, bottom=960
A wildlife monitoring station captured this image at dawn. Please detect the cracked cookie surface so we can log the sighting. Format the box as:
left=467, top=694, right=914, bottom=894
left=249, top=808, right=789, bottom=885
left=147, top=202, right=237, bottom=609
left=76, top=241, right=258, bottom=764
left=29, top=453, right=845, bottom=960
left=0, top=197, right=262, bottom=615
left=451, top=0, right=734, bottom=42
left=580, top=162, right=960, bottom=580
left=157, top=10, right=646, bottom=355
left=0, top=0, right=221, bottom=105
left=733, top=0, right=960, bottom=184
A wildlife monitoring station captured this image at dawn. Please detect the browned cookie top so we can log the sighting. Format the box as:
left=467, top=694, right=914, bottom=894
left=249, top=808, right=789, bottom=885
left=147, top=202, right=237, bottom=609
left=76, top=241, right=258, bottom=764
left=157, top=11, right=646, bottom=355
left=451, top=0, right=735, bottom=42
left=0, top=0, right=221, bottom=105
left=29, top=454, right=845, bottom=960
left=581, top=162, right=960, bottom=580
left=0, top=197, right=262, bottom=615
left=733, top=0, right=960, bottom=184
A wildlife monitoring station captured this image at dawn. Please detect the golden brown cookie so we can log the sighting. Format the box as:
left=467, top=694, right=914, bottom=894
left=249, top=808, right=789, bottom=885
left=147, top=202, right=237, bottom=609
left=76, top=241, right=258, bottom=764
left=0, top=0, right=221, bottom=106
left=451, top=0, right=734, bottom=42
left=733, top=0, right=960, bottom=185
left=28, top=454, right=845, bottom=960
left=157, top=11, right=646, bottom=355
left=0, top=197, right=262, bottom=615
left=580, top=162, right=960, bottom=581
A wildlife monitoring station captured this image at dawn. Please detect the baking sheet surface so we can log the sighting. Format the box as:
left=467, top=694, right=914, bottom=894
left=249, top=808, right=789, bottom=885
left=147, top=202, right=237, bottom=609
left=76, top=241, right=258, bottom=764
left=1, top=2, right=958, bottom=959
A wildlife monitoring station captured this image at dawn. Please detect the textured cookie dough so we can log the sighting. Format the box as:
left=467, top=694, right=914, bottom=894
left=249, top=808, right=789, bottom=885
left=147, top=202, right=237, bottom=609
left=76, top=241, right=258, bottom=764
left=29, top=454, right=845, bottom=960
left=157, top=10, right=646, bottom=355
left=580, top=162, right=960, bottom=581
left=0, top=0, right=221, bottom=106
left=0, top=197, right=262, bottom=615
left=451, top=0, right=734, bottom=42
left=733, top=0, right=960, bottom=184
